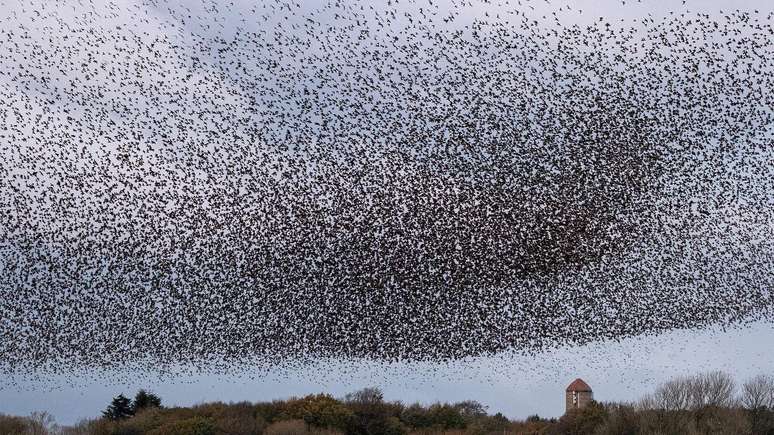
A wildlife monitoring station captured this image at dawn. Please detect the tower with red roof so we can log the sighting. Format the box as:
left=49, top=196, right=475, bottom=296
left=565, top=378, right=593, bottom=413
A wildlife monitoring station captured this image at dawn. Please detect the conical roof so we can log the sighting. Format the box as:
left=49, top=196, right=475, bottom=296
left=566, top=378, right=592, bottom=392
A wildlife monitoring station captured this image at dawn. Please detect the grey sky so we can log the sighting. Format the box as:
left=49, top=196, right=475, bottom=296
left=0, top=0, right=772, bottom=427
left=2, top=322, right=773, bottom=425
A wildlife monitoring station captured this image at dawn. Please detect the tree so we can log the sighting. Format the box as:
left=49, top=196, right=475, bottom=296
left=469, top=412, right=510, bottom=435
left=132, top=389, right=162, bottom=413
left=344, top=388, right=405, bottom=435
left=742, top=375, right=774, bottom=435
left=255, top=401, right=284, bottom=424
left=647, top=372, right=736, bottom=411
left=593, top=404, right=638, bottom=435
left=554, top=401, right=608, bottom=435
left=688, top=371, right=736, bottom=409
left=526, top=414, right=542, bottom=423
left=651, top=376, right=692, bottom=411
left=400, top=404, right=431, bottom=429
left=427, top=403, right=465, bottom=429
left=741, top=374, right=774, bottom=410
left=453, top=400, right=487, bottom=421
left=103, top=394, right=134, bottom=421
left=292, top=394, right=353, bottom=429
left=345, top=388, right=384, bottom=405
left=27, top=411, right=56, bottom=435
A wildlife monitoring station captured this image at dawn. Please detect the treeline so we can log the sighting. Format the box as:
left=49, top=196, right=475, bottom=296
left=2, top=371, right=774, bottom=435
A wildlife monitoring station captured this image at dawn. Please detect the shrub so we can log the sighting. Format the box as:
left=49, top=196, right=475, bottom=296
left=553, top=401, right=608, bottom=435
left=401, top=404, right=432, bottom=429
left=0, top=414, right=30, bottom=435
left=592, top=403, right=638, bottom=435
left=146, top=416, right=216, bottom=435
left=427, top=404, right=465, bottom=430
left=265, top=419, right=312, bottom=435
left=299, top=394, right=354, bottom=430
left=111, top=408, right=165, bottom=435
left=466, top=412, right=509, bottom=435
left=256, top=401, right=285, bottom=424
left=206, top=402, right=266, bottom=435
left=345, top=388, right=406, bottom=435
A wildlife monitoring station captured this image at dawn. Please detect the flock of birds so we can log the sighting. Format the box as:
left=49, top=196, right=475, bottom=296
left=0, top=0, right=772, bottom=382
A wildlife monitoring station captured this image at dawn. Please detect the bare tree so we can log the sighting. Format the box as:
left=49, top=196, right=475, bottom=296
left=741, top=374, right=774, bottom=410
left=59, top=420, right=94, bottom=435
left=343, top=387, right=384, bottom=405
left=704, top=371, right=736, bottom=408
left=644, top=372, right=736, bottom=412
left=686, top=371, right=735, bottom=409
left=652, top=376, right=692, bottom=411
left=635, top=393, right=656, bottom=411
left=26, top=411, right=56, bottom=435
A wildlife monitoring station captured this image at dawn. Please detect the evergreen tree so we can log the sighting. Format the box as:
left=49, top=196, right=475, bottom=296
left=103, top=394, right=134, bottom=421
left=132, top=389, right=162, bottom=413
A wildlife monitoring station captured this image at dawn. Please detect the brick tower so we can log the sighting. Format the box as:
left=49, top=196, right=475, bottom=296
left=565, top=378, right=593, bottom=413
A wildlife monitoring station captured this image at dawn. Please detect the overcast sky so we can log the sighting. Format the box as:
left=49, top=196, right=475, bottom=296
left=2, top=322, right=773, bottom=425
left=1, top=0, right=772, bottom=426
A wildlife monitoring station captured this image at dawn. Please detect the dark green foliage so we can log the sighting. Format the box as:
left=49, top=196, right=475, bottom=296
left=132, top=390, right=162, bottom=413
left=103, top=394, right=134, bottom=421
left=103, top=390, right=163, bottom=423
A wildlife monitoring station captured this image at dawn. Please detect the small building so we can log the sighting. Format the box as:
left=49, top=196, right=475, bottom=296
left=565, top=378, right=593, bottom=413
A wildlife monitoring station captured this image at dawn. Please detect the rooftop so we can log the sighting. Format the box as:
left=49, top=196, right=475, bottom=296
left=566, top=378, right=592, bottom=392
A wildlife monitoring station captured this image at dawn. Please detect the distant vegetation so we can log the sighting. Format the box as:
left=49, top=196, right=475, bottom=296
left=2, top=372, right=774, bottom=435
